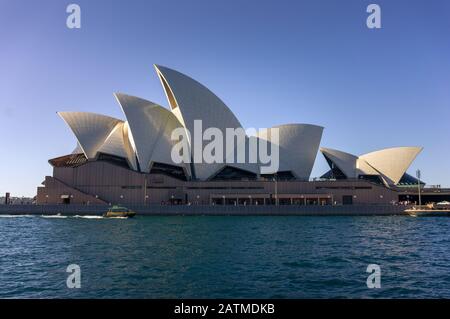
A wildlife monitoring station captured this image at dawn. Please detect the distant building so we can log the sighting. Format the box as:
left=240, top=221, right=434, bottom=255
left=37, top=65, right=449, bottom=206
left=0, top=196, right=34, bottom=205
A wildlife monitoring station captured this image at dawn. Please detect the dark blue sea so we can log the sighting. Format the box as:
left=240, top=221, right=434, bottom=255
left=1, top=215, right=449, bottom=298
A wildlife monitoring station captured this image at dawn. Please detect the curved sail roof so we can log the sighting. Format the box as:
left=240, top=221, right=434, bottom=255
left=114, top=93, right=188, bottom=174
left=320, top=146, right=423, bottom=185
left=154, top=64, right=242, bottom=180
left=57, top=64, right=329, bottom=181
left=360, top=147, right=423, bottom=185
left=320, top=147, right=359, bottom=178
left=97, top=121, right=138, bottom=170
left=258, top=124, right=324, bottom=179
left=58, top=112, right=121, bottom=159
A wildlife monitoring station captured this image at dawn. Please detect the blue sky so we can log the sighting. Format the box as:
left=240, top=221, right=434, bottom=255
left=1, top=0, right=449, bottom=196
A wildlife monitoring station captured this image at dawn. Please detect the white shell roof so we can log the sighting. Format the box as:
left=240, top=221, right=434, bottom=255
left=114, top=93, right=188, bottom=174
left=258, top=124, right=324, bottom=179
left=320, top=146, right=423, bottom=185
left=320, top=147, right=359, bottom=178
left=360, top=147, right=423, bottom=185
left=58, top=112, right=121, bottom=159
left=57, top=65, right=332, bottom=181
left=154, top=64, right=243, bottom=180
left=97, top=121, right=138, bottom=170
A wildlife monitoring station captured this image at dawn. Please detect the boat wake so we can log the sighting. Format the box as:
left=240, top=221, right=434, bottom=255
left=73, top=215, right=104, bottom=219
left=0, top=214, right=128, bottom=219
left=0, top=215, right=35, bottom=218
left=41, top=214, right=128, bottom=219
left=41, top=214, right=68, bottom=218
left=72, top=215, right=128, bottom=219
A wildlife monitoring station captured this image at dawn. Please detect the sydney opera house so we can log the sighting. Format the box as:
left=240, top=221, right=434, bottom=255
left=37, top=65, right=428, bottom=206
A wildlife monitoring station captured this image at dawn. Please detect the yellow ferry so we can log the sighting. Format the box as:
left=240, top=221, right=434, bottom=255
left=103, top=205, right=136, bottom=218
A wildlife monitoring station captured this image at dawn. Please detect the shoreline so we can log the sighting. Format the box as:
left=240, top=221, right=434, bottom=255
left=0, top=204, right=409, bottom=216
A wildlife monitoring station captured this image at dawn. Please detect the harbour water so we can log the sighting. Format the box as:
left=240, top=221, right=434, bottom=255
left=1, top=215, right=449, bottom=298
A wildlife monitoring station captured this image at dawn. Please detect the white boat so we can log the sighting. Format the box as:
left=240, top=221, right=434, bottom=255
left=405, top=203, right=450, bottom=217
